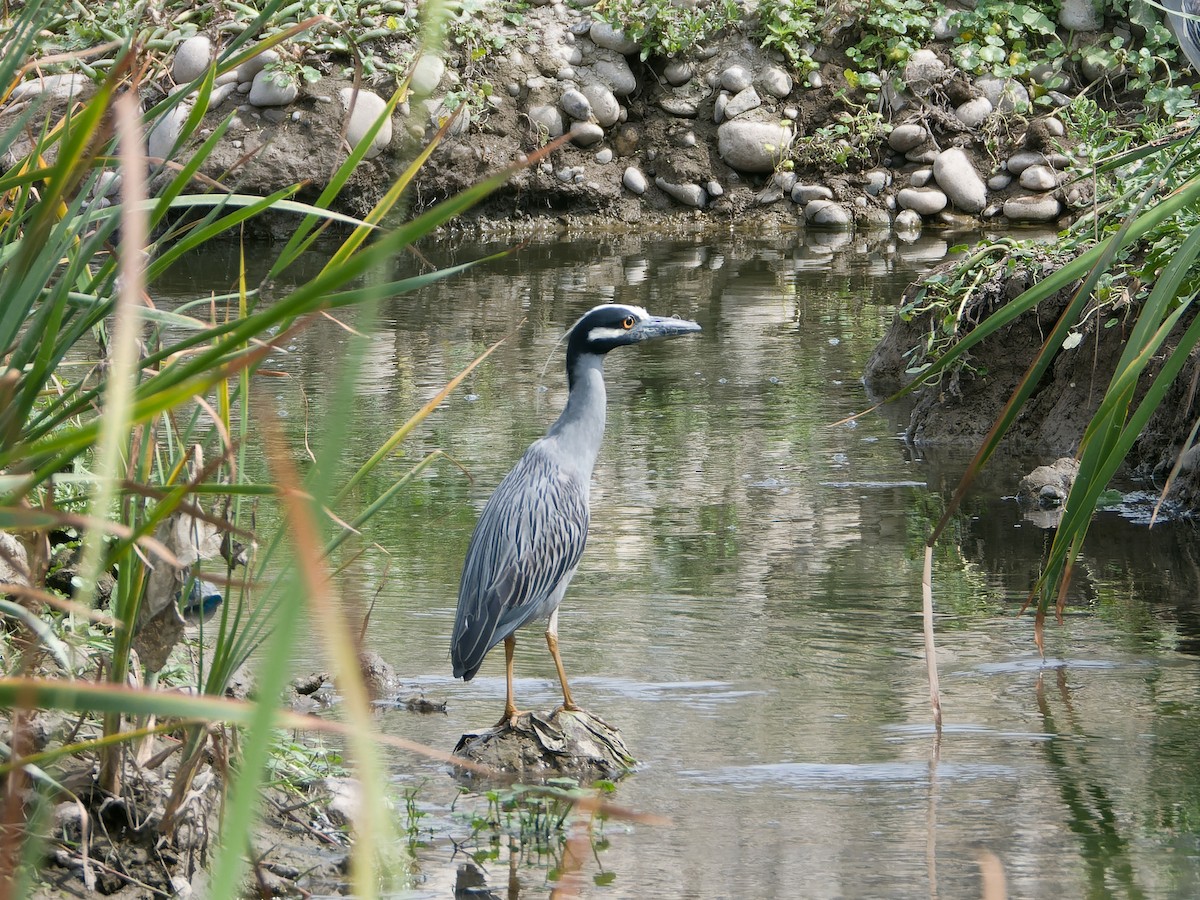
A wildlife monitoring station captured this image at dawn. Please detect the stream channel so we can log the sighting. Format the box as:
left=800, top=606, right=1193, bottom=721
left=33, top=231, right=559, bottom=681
left=161, top=231, right=1200, bottom=898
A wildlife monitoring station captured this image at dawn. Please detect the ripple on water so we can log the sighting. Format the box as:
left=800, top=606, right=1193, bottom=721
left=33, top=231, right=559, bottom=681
left=964, top=656, right=1140, bottom=676
left=819, top=480, right=929, bottom=489
left=678, top=760, right=1017, bottom=790
left=573, top=677, right=770, bottom=708
left=881, top=722, right=1056, bottom=742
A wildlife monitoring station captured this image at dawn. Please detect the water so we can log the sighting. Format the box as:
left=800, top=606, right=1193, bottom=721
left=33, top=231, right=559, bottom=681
left=163, top=232, right=1200, bottom=898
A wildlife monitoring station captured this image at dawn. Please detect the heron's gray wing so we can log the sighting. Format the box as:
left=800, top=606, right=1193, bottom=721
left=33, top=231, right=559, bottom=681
left=1166, top=0, right=1200, bottom=73
left=451, top=445, right=589, bottom=679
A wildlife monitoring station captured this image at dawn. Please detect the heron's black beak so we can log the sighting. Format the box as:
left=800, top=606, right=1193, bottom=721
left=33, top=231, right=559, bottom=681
left=629, top=316, right=702, bottom=342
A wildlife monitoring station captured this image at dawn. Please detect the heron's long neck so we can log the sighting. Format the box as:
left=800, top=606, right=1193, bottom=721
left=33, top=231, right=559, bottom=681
left=547, top=351, right=607, bottom=475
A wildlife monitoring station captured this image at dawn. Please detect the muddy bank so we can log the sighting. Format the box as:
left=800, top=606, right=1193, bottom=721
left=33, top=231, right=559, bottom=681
left=864, top=249, right=1200, bottom=511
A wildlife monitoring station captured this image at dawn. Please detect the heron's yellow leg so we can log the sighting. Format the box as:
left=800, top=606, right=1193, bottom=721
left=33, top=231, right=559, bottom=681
left=546, top=609, right=579, bottom=711
left=497, top=635, right=522, bottom=727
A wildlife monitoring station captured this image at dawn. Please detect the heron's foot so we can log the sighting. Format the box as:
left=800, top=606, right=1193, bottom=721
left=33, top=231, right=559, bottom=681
left=553, top=702, right=583, bottom=717
left=496, top=707, right=528, bottom=730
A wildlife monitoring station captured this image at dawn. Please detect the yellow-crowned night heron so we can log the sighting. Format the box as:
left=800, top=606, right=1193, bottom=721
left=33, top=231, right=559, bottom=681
left=1165, top=0, right=1200, bottom=73
left=451, top=303, right=701, bottom=724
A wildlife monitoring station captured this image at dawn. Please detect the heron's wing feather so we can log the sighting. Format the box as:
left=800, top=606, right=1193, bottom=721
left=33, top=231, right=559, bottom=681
left=451, top=445, right=589, bottom=676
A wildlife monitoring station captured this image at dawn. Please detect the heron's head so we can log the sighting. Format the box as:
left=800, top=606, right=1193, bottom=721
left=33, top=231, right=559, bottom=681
left=566, top=304, right=701, bottom=360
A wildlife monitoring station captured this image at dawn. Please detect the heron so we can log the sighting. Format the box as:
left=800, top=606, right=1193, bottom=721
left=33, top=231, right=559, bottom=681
left=451, top=303, right=701, bottom=725
left=1165, top=0, right=1200, bottom=74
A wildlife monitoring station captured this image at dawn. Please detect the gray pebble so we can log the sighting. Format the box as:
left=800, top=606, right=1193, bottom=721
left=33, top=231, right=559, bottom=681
left=664, top=60, right=693, bottom=86
left=713, top=92, right=728, bottom=123
left=804, top=199, right=852, bottom=228
left=560, top=88, right=592, bottom=121
left=717, top=120, right=792, bottom=173
left=863, top=169, right=890, bottom=195
left=976, top=75, right=1029, bottom=113
left=955, top=96, right=993, bottom=128
left=721, top=64, right=753, bottom=92
left=569, top=121, right=605, bottom=146
left=1019, top=164, right=1059, bottom=191
left=792, top=183, right=833, bottom=204
left=1004, top=194, right=1063, bottom=222
left=147, top=103, right=190, bottom=161
left=760, top=65, right=792, bottom=98
left=904, top=49, right=948, bottom=94
left=411, top=55, right=445, bottom=95
left=933, top=147, right=987, bottom=214
left=888, top=123, right=927, bottom=153
left=173, top=35, right=212, bottom=84
left=594, top=147, right=613, bottom=164
left=93, top=170, right=122, bottom=198
left=910, top=168, right=933, bottom=188
left=528, top=104, right=564, bottom=138
left=932, top=13, right=959, bottom=41
left=210, top=82, right=237, bottom=108
left=1059, top=0, right=1103, bottom=30
left=248, top=70, right=297, bottom=107
left=623, top=166, right=648, bottom=194
left=589, top=55, right=637, bottom=96
left=236, top=49, right=278, bottom=84
left=339, top=87, right=392, bottom=158
left=661, top=97, right=698, bottom=118
left=1041, top=117, right=1066, bottom=137
left=723, top=86, right=761, bottom=119
left=582, top=82, right=620, bottom=126
left=1007, top=150, right=1065, bottom=173
left=897, top=187, right=948, bottom=216
left=895, top=210, right=923, bottom=238
left=655, top=177, right=707, bottom=208
left=987, top=172, right=1013, bottom=190
left=589, top=21, right=639, bottom=54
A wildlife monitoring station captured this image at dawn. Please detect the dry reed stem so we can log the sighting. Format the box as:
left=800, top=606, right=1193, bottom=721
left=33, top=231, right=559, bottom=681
left=922, top=545, right=943, bottom=731
left=976, top=848, right=1008, bottom=899
left=264, top=411, right=394, bottom=896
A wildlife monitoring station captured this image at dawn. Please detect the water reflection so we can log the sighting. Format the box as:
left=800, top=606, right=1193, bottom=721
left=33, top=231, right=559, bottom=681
left=153, top=230, right=1200, bottom=898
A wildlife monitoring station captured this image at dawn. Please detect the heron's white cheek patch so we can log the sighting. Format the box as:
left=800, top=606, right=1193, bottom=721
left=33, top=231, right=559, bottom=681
left=588, top=326, right=629, bottom=342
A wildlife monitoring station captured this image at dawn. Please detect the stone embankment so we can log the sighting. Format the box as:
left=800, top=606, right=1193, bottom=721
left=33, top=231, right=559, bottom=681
left=8, top=1, right=1137, bottom=233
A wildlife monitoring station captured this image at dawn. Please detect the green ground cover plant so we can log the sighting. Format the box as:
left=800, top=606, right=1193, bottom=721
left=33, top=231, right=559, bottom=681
left=0, top=1, right=583, bottom=895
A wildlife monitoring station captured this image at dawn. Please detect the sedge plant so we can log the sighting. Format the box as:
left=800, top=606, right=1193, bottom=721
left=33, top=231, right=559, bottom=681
left=0, top=0, right=573, bottom=895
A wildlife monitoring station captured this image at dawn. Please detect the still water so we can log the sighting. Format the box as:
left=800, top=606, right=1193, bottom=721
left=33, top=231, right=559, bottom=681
left=170, top=231, right=1200, bottom=898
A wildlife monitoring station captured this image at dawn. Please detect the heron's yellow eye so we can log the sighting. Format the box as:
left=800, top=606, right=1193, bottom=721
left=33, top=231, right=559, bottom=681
left=622, top=316, right=635, bottom=329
